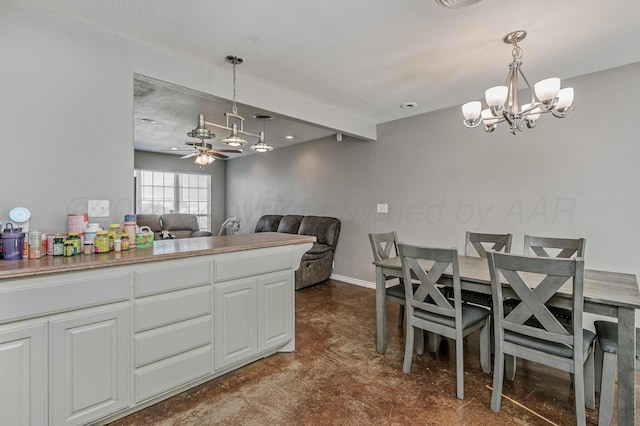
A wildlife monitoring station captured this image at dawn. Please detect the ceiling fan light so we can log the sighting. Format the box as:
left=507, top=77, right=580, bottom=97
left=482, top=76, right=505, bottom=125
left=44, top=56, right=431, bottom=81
left=194, top=153, right=209, bottom=165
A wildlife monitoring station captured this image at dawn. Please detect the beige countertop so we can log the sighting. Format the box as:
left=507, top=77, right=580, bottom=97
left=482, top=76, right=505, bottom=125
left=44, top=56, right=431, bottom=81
left=0, top=232, right=316, bottom=280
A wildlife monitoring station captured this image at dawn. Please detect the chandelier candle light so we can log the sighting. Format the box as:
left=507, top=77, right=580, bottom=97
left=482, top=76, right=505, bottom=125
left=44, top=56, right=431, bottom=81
left=461, top=30, right=575, bottom=135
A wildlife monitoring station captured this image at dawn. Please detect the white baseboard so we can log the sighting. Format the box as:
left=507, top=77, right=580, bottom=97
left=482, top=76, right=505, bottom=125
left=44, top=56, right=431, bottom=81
left=329, top=273, right=375, bottom=290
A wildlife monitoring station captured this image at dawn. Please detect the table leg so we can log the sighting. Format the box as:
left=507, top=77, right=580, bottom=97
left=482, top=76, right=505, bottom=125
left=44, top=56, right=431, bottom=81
left=616, top=307, right=636, bottom=426
left=376, top=266, right=387, bottom=354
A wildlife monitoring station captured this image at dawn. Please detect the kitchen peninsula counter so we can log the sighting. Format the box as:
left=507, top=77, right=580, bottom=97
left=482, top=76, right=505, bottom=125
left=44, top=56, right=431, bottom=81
left=0, top=232, right=316, bottom=280
left=0, top=232, right=314, bottom=426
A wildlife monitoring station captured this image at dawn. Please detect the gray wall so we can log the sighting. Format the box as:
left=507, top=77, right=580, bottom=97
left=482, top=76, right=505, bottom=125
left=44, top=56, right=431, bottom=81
left=227, top=62, right=640, bottom=286
left=134, top=151, right=226, bottom=233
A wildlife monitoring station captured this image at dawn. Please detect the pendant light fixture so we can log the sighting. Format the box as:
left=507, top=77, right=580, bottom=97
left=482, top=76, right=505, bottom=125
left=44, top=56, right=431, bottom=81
left=208, top=55, right=263, bottom=146
left=461, top=31, right=575, bottom=135
left=250, top=114, right=274, bottom=152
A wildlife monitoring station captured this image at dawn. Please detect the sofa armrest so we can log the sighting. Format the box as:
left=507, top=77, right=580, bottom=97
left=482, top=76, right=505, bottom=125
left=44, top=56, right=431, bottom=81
left=192, top=231, right=213, bottom=238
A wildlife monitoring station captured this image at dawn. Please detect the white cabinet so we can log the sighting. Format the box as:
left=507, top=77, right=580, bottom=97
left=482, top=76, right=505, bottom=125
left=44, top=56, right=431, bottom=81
left=214, top=276, right=258, bottom=369
left=0, top=320, right=47, bottom=426
left=258, top=271, right=293, bottom=351
left=49, top=303, right=130, bottom=426
left=132, top=258, right=213, bottom=403
left=214, top=270, right=294, bottom=370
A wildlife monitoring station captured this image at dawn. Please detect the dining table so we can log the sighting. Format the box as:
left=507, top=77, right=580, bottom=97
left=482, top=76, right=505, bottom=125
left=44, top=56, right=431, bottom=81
left=373, top=255, right=640, bottom=425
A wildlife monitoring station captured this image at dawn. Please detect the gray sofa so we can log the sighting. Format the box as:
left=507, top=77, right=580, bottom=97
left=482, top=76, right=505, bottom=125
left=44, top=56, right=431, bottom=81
left=255, top=214, right=341, bottom=290
left=136, top=213, right=213, bottom=239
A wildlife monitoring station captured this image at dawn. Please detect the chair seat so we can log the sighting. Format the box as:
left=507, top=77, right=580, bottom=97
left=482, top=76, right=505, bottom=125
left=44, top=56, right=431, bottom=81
left=385, top=282, right=417, bottom=300
left=414, top=303, right=490, bottom=330
left=505, top=328, right=595, bottom=358
left=594, top=320, right=640, bottom=358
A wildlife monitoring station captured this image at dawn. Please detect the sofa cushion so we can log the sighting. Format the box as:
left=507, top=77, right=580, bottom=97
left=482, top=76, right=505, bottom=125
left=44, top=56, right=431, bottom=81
left=298, top=216, right=341, bottom=250
left=277, top=215, right=304, bottom=234
left=305, top=243, right=332, bottom=256
left=254, top=215, right=283, bottom=232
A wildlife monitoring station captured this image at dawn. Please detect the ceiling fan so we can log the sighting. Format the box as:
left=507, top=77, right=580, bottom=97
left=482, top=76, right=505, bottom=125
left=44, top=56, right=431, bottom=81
left=178, top=141, right=242, bottom=160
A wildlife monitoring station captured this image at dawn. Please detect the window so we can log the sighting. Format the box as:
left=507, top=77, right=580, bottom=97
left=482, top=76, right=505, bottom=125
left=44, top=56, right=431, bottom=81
left=134, top=169, right=211, bottom=231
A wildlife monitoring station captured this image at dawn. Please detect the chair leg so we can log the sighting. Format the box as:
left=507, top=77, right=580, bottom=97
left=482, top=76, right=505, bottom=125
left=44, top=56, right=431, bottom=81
left=584, top=347, right=595, bottom=410
left=480, top=317, right=491, bottom=374
left=428, top=332, right=440, bottom=353
left=505, top=355, right=517, bottom=381
left=398, top=305, right=405, bottom=327
left=415, top=328, right=425, bottom=355
left=491, top=348, right=504, bottom=412
left=598, top=352, right=617, bottom=426
left=455, top=332, right=464, bottom=400
left=402, top=324, right=415, bottom=374
left=594, top=340, right=603, bottom=392
left=573, top=358, right=587, bottom=426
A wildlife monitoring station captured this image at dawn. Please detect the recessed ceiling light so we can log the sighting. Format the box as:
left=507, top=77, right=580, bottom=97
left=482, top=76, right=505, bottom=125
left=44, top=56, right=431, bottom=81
left=170, top=147, right=178, bottom=151
left=140, top=118, right=157, bottom=124
left=285, top=135, right=294, bottom=139
left=400, top=102, right=418, bottom=109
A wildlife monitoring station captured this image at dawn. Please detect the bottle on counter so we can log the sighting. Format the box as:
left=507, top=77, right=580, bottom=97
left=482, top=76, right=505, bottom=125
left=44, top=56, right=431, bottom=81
left=114, top=235, right=121, bottom=252
left=28, top=230, right=42, bottom=259
left=124, top=215, right=136, bottom=248
left=94, top=230, right=110, bottom=253
left=108, top=224, right=121, bottom=251
left=121, top=233, right=130, bottom=251
left=67, top=233, right=81, bottom=256
left=53, top=237, right=64, bottom=256
left=63, top=240, right=75, bottom=257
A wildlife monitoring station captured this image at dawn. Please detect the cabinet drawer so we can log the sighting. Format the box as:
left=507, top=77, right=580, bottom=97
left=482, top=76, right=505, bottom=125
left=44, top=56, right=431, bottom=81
left=134, top=286, right=211, bottom=332
left=214, top=246, right=292, bottom=282
left=0, top=272, right=130, bottom=323
left=135, top=315, right=212, bottom=367
left=134, top=345, right=212, bottom=403
left=134, top=259, right=211, bottom=297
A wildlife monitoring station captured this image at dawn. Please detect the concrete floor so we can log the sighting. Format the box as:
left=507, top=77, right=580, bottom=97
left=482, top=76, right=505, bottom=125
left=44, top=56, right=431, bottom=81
left=108, top=280, right=633, bottom=425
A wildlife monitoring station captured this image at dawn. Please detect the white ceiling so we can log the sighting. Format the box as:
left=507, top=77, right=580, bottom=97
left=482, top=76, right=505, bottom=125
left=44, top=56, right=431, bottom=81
left=10, top=0, right=640, bottom=157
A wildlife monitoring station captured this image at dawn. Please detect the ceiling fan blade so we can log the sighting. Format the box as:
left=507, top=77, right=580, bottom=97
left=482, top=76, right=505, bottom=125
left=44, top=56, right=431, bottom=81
left=209, top=151, right=229, bottom=159
left=215, top=149, right=243, bottom=153
left=181, top=152, right=197, bottom=159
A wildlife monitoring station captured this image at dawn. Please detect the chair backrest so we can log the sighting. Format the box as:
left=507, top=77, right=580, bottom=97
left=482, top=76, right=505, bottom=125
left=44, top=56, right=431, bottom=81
left=487, top=251, right=585, bottom=349
left=368, top=231, right=399, bottom=262
left=218, top=217, right=241, bottom=236
left=398, top=244, right=460, bottom=324
left=465, top=231, right=513, bottom=258
left=524, top=235, right=586, bottom=259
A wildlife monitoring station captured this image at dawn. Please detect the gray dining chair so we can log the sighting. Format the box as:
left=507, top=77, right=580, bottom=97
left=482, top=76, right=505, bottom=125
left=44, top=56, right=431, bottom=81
left=522, top=235, right=587, bottom=326
left=368, top=232, right=407, bottom=327
left=486, top=251, right=596, bottom=424
left=593, top=320, right=640, bottom=426
left=459, top=231, right=513, bottom=307
left=524, top=235, right=586, bottom=259
left=398, top=243, right=491, bottom=400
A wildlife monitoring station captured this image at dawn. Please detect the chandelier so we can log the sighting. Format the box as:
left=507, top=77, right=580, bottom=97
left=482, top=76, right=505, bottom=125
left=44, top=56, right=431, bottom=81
left=461, top=31, right=575, bottom=135
left=189, top=55, right=264, bottom=147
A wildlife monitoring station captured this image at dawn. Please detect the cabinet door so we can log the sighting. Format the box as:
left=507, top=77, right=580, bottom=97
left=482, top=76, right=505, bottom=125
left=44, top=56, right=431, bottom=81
left=50, top=304, right=130, bottom=426
left=214, top=277, right=257, bottom=370
left=258, top=271, right=294, bottom=351
left=0, top=321, right=47, bottom=426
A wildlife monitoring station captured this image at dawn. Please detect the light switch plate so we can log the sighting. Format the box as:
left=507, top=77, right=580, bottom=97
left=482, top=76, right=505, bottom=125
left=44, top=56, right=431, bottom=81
left=88, top=200, right=110, bottom=217
left=377, top=203, right=388, bottom=213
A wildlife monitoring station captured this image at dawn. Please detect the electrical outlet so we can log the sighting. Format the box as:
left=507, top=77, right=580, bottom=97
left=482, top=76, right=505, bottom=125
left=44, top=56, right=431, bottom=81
left=377, top=203, right=388, bottom=214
